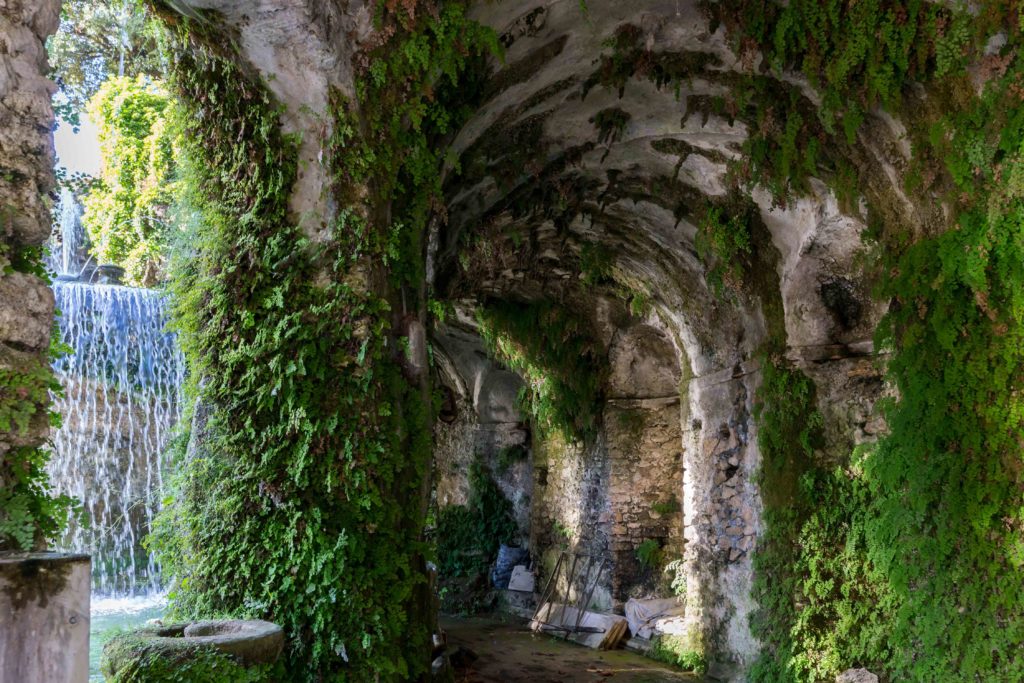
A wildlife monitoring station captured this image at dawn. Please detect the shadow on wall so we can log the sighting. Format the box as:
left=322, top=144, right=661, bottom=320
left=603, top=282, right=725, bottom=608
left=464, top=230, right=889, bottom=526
left=431, top=313, right=689, bottom=614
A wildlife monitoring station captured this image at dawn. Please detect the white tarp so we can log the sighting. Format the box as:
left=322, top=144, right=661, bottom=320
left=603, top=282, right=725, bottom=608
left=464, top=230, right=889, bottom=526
left=623, top=597, right=685, bottom=639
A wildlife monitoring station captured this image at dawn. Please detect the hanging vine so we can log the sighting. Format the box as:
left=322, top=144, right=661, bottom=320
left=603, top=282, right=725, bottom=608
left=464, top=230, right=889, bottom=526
left=146, top=2, right=497, bottom=680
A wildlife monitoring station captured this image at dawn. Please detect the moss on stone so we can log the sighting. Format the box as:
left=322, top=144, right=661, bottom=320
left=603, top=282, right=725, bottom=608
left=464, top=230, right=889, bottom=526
left=649, top=631, right=708, bottom=675
left=101, top=625, right=280, bottom=683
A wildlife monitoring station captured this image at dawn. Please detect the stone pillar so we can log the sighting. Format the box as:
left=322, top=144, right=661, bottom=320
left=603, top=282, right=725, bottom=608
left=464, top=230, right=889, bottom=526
left=0, top=0, right=62, bottom=529
left=0, top=553, right=91, bottom=683
left=0, top=0, right=60, bottom=246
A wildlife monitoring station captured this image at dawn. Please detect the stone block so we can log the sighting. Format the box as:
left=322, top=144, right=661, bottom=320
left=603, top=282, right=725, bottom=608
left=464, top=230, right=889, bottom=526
left=836, top=669, right=879, bottom=683
left=0, top=272, right=54, bottom=350
left=0, top=553, right=90, bottom=683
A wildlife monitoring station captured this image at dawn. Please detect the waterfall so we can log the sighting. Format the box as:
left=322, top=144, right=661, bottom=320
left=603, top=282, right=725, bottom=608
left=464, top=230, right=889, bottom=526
left=45, top=194, right=185, bottom=596
left=48, top=188, right=89, bottom=278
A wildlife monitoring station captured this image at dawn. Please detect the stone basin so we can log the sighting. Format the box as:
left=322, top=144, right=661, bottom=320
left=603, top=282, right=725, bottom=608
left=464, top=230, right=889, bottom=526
left=181, top=619, right=285, bottom=664
left=102, top=618, right=285, bottom=678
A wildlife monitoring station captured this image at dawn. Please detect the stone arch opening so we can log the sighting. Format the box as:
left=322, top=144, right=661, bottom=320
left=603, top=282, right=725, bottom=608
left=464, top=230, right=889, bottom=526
left=420, top=2, right=891, bottom=675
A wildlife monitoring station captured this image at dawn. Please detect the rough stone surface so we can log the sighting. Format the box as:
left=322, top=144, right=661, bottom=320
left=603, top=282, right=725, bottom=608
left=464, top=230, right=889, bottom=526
left=0, top=0, right=59, bottom=247
left=0, top=0, right=60, bottom=507
left=102, top=619, right=285, bottom=677
left=836, top=668, right=880, bottom=683
left=183, top=619, right=285, bottom=665
left=0, top=553, right=91, bottom=683
left=433, top=323, right=533, bottom=537
left=0, top=271, right=54, bottom=351
left=175, top=0, right=366, bottom=238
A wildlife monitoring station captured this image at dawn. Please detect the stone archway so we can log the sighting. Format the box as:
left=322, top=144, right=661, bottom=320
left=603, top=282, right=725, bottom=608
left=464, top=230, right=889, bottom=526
left=9, top=0, right=1005, bottom=681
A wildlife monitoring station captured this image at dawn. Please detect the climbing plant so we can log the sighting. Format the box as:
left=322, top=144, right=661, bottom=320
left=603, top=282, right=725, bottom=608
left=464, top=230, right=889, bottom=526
left=146, top=1, right=498, bottom=681
left=0, top=247, right=75, bottom=552
left=695, top=204, right=752, bottom=296
left=701, top=1, right=1024, bottom=680
left=433, top=461, right=517, bottom=579
left=477, top=299, right=607, bottom=442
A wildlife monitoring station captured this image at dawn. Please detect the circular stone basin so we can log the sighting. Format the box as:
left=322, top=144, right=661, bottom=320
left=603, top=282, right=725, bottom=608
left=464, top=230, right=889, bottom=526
left=102, top=619, right=285, bottom=678
left=182, top=620, right=284, bottom=664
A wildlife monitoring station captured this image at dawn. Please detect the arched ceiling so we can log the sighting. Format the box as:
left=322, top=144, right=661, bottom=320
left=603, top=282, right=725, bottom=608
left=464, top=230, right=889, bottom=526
left=165, top=0, right=899, bottom=376
left=430, top=0, right=894, bottom=376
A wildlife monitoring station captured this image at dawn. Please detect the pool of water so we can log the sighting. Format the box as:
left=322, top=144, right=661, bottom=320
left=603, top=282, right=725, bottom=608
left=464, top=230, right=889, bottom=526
left=89, top=594, right=166, bottom=681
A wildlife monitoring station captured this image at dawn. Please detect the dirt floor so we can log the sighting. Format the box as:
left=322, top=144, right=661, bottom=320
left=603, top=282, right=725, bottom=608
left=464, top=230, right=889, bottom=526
left=441, top=616, right=702, bottom=683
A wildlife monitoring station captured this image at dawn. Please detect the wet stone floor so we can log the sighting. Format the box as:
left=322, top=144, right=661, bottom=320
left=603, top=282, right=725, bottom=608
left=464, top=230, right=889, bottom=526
left=442, top=617, right=703, bottom=683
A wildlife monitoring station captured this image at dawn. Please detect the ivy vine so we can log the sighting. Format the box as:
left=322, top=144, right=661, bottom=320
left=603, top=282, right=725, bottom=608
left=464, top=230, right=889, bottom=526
left=710, top=1, right=1024, bottom=680
left=146, top=1, right=498, bottom=680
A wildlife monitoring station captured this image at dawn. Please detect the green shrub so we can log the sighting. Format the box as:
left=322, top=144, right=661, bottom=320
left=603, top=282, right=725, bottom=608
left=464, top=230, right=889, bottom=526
left=81, top=75, right=178, bottom=285
left=635, top=538, right=663, bottom=569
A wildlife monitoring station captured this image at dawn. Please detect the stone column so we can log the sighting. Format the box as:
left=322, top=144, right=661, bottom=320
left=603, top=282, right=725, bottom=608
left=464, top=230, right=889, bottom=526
left=0, top=553, right=91, bottom=683
left=0, top=0, right=61, bottom=490
left=0, top=5, right=89, bottom=680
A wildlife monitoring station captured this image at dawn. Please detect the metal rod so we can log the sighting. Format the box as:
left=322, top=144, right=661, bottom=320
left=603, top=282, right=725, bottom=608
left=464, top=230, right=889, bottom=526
left=556, top=553, right=580, bottom=635
left=578, top=558, right=606, bottom=635
left=532, top=551, right=564, bottom=628
left=570, top=556, right=596, bottom=637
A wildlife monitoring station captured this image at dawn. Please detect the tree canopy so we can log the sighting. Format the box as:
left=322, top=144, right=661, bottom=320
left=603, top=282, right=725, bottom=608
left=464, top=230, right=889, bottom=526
left=49, top=0, right=164, bottom=121
left=81, top=76, right=177, bottom=286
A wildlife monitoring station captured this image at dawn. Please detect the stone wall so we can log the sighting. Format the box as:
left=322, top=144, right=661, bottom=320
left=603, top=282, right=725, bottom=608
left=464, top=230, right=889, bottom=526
left=432, top=325, right=532, bottom=542
left=604, top=398, right=683, bottom=603
left=0, top=0, right=60, bottom=547
left=434, top=316, right=691, bottom=610
left=529, top=430, right=612, bottom=607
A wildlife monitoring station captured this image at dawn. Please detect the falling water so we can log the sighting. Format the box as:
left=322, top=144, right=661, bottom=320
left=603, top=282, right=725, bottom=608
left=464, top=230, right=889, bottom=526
left=45, top=194, right=185, bottom=597
left=47, top=188, right=89, bottom=278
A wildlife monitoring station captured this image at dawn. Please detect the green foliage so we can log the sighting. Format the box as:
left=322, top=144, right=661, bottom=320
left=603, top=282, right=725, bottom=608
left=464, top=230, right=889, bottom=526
left=477, top=300, right=607, bottom=441
left=582, top=23, right=718, bottom=100
left=0, top=249, right=76, bottom=552
left=340, top=2, right=500, bottom=289
left=551, top=520, right=572, bottom=548
left=101, top=628, right=281, bottom=682
left=0, top=360, right=56, bottom=436
left=579, top=241, right=615, bottom=286
left=752, top=356, right=823, bottom=509
left=591, top=107, right=631, bottom=160
left=861, top=194, right=1024, bottom=680
left=146, top=3, right=498, bottom=681
left=635, top=538, right=663, bottom=569
left=723, top=4, right=1024, bottom=680
left=649, top=633, right=708, bottom=675
left=49, top=0, right=164, bottom=118
left=624, top=287, right=652, bottom=317
left=750, top=357, right=849, bottom=683
left=695, top=205, right=752, bottom=296
left=434, top=461, right=518, bottom=578
left=749, top=464, right=891, bottom=683
left=651, top=497, right=680, bottom=516
left=662, top=558, right=686, bottom=599
left=81, top=75, right=178, bottom=285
